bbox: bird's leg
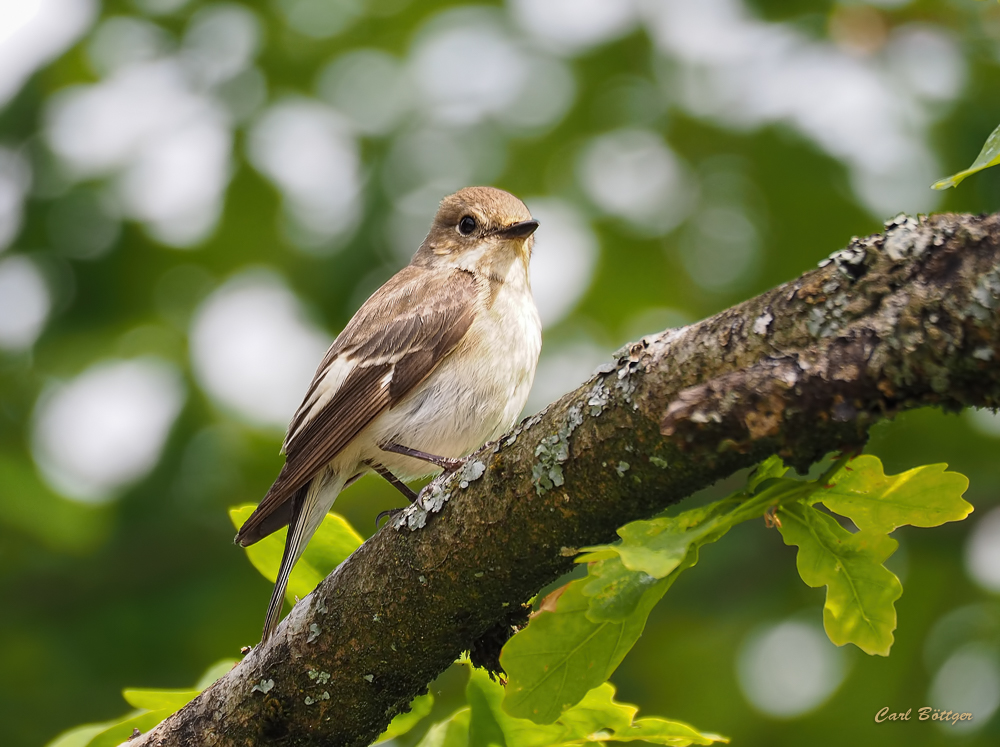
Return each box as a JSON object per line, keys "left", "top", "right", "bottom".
{"left": 367, "top": 460, "right": 420, "bottom": 503}
{"left": 367, "top": 460, "right": 422, "bottom": 528}
{"left": 379, "top": 441, "right": 465, "bottom": 473}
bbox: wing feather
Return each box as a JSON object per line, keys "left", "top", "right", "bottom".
{"left": 236, "top": 266, "right": 479, "bottom": 546}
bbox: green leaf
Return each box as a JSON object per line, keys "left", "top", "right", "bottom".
{"left": 467, "top": 665, "right": 564, "bottom": 747}
{"left": 612, "top": 718, "right": 728, "bottom": 746}
{"left": 229, "top": 505, "right": 363, "bottom": 603}
{"left": 580, "top": 503, "right": 731, "bottom": 583}
{"left": 606, "top": 517, "right": 702, "bottom": 579}
{"left": 933, "top": 121, "right": 1000, "bottom": 189}
{"left": 376, "top": 693, "right": 435, "bottom": 743}
{"left": 46, "top": 658, "right": 242, "bottom": 747}
{"left": 295, "top": 511, "right": 366, "bottom": 575}
{"left": 500, "top": 579, "right": 667, "bottom": 724}
{"left": 194, "top": 658, "right": 238, "bottom": 689}
{"left": 468, "top": 668, "right": 514, "bottom": 747}
{"left": 45, "top": 723, "right": 115, "bottom": 747}
{"left": 582, "top": 472, "right": 807, "bottom": 587}
{"left": 580, "top": 489, "right": 792, "bottom": 624}
{"left": 581, "top": 558, "right": 662, "bottom": 621}
{"left": 121, "top": 688, "right": 199, "bottom": 711}
{"left": 84, "top": 710, "right": 173, "bottom": 747}
{"left": 469, "top": 670, "right": 725, "bottom": 747}
{"left": 555, "top": 683, "right": 637, "bottom": 740}
{"left": 818, "top": 456, "right": 972, "bottom": 534}
{"left": 778, "top": 503, "right": 902, "bottom": 655}
{"left": 747, "top": 455, "right": 790, "bottom": 493}
{"left": 415, "top": 709, "right": 471, "bottom": 747}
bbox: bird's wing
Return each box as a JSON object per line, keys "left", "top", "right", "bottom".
{"left": 235, "top": 265, "right": 479, "bottom": 546}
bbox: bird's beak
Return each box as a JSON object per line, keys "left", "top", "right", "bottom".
{"left": 497, "top": 219, "right": 539, "bottom": 240}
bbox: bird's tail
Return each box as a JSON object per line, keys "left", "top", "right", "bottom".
{"left": 260, "top": 471, "right": 346, "bottom": 643}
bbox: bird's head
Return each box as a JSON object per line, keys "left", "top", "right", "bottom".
{"left": 413, "top": 187, "right": 539, "bottom": 278}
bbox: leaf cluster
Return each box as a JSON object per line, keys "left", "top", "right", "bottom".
{"left": 499, "top": 455, "right": 971, "bottom": 724}
{"left": 413, "top": 665, "right": 725, "bottom": 747}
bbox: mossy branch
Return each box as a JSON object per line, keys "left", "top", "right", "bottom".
{"left": 133, "top": 212, "right": 1000, "bottom": 747}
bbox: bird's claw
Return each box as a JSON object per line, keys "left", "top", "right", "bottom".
{"left": 375, "top": 507, "right": 405, "bottom": 528}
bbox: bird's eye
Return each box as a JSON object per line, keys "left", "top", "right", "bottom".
{"left": 458, "top": 215, "right": 477, "bottom": 235}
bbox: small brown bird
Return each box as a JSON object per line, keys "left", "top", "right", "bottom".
{"left": 236, "top": 186, "right": 542, "bottom": 642}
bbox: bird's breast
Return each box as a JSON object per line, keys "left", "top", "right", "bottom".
{"left": 369, "top": 280, "right": 541, "bottom": 477}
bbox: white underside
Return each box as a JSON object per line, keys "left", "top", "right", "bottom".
{"left": 293, "top": 256, "right": 541, "bottom": 565}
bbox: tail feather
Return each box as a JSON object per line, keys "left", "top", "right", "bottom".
{"left": 261, "top": 499, "right": 300, "bottom": 642}
{"left": 259, "top": 471, "right": 346, "bottom": 643}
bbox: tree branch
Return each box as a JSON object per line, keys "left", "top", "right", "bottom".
{"left": 134, "top": 212, "right": 1000, "bottom": 746}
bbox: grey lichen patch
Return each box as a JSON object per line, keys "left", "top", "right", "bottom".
{"left": 304, "top": 691, "right": 330, "bottom": 706}
{"left": 883, "top": 214, "right": 931, "bottom": 262}
{"left": 403, "top": 455, "right": 489, "bottom": 507}
{"left": 391, "top": 504, "right": 427, "bottom": 531}
{"left": 307, "top": 623, "right": 322, "bottom": 643}
{"left": 592, "top": 361, "right": 617, "bottom": 376}
{"left": 392, "top": 479, "right": 452, "bottom": 531}
{"left": 251, "top": 679, "right": 274, "bottom": 695}
{"left": 883, "top": 212, "right": 915, "bottom": 231}
{"left": 649, "top": 456, "right": 669, "bottom": 469}
{"left": 615, "top": 359, "right": 640, "bottom": 404}
{"left": 457, "top": 460, "right": 486, "bottom": 489}
{"left": 610, "top": 340, "right": 648, "bottom": 405}
{"left": 615, "top": 461, "right": 630, "bottom": 477}
{"left": 752, "top": 311, "right": 773, "bottom": 336}
{"left": 307, "top": 670, "right": 331, "bottom": 685}
{"left": 586, "top": 379, "right": 611, "bottom": 417}
{"left": 824, "top": 239, "right": 869, "bottom": 280}
{"left": 806, "top": 300, "right": 850, "bottom": 340}
{"left": 532, "top": 437, "right": 567, "bottom": 493}
{"left": 421, "top": 481, "right": 451, "bottom": 513}
{"left": 805, "top": 308, "right": 824, "bottom": 338}
{"left": 688, "top": 409, "right": 722, "bottom": 425}
{"left": 967, "top": 266, "right": 1000, "bottom": 321}
{"left": 974, "top": 346, "right": 995, "bottom": 361}
{"left": 532, "top": 404, "right": 584, "bottom": 494}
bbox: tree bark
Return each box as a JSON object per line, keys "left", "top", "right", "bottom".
{"left": 132, "top": 212, "right": 1000, "bottom": 746}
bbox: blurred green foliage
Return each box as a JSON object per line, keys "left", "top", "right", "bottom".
{"left": 3, "top": 1, "right": 1000, "bottom": 746}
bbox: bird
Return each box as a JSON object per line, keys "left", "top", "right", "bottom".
{"left": 235, "top": 186, "right": 542, "bottom": 643}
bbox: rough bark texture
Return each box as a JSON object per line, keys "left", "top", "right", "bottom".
{"left": 133, "top": 212, "right": 1000, "bottom": 747}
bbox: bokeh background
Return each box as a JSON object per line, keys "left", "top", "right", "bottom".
{"left": 2, "top": 0, "right": 1000, "bottom": 744}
